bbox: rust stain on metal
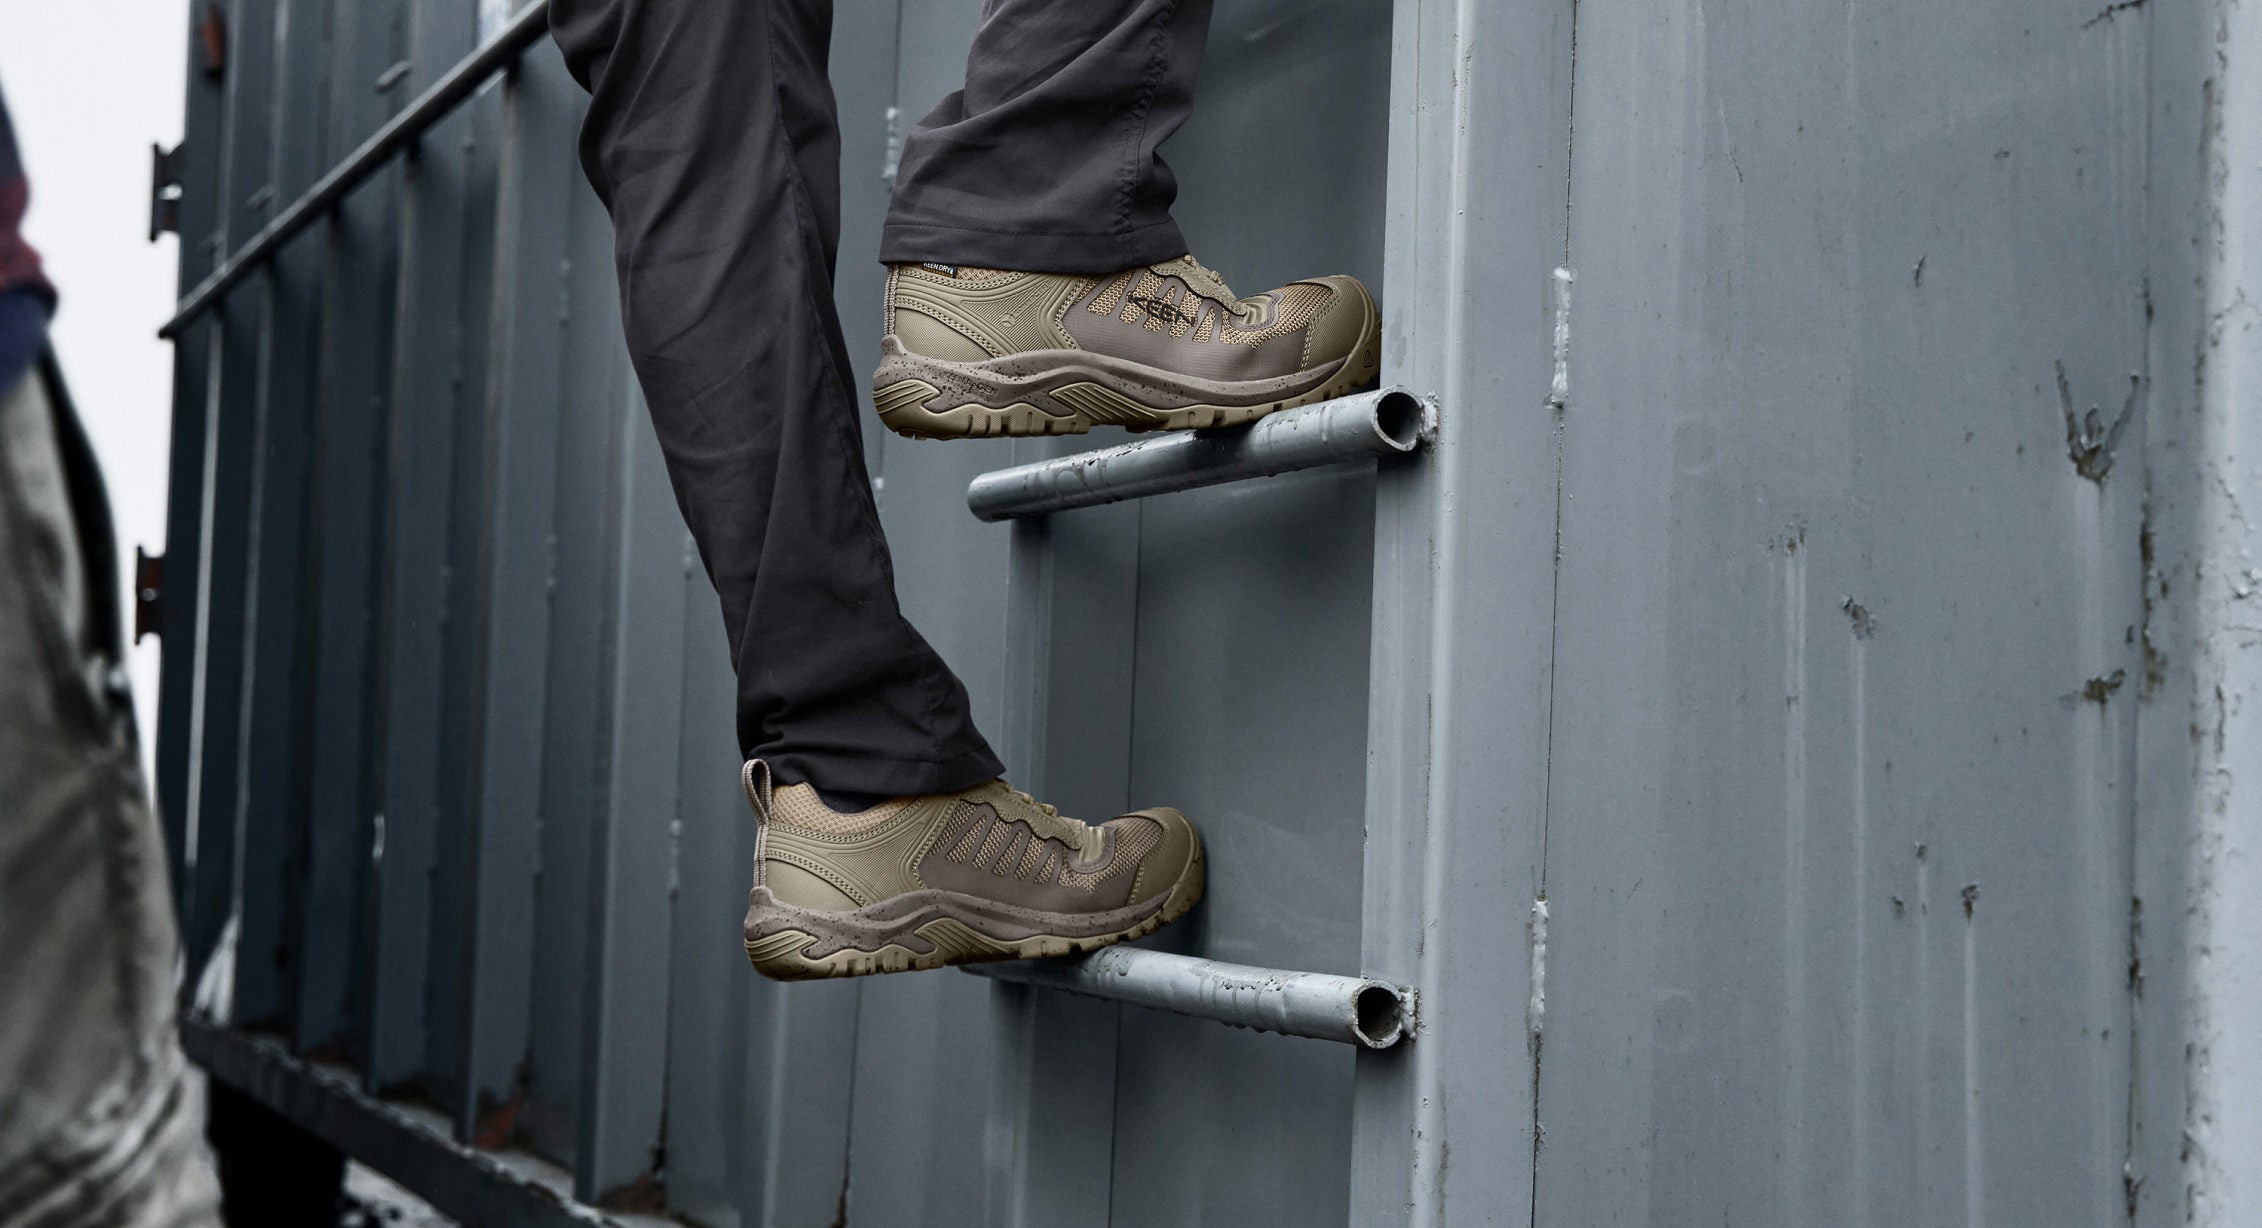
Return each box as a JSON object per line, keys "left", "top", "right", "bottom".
{"left": 2057, "top": 361, "right": 2139, "bottom": 484}
{"left": 596, "top": 1174, "right": 668, "bottom": 1214}
{"left": 2128, "top": 896, "right": 2146, "bottom": 998}
{"left": 2081, "top": 0, "right": 2147, "bottom": 29}
{"left": 197, "top": 3, "right": 227, "bottom": 77}
{"left": 472, "top": 1089, "right": 526, "bottom": 1150}
{"left": 1841, "top": 596, "right": 1878, "bottom": 639}
{"left": 2141, "top": 510, "right": 2168, "bottom": 698}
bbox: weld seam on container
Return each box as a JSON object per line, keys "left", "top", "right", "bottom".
{"left": 965, "top": 386, "right": 1429, "bottom": 521}
{"left": 966, "top": 946, "right": 1415, "bottom": 1049}
{"left": 161, "top": 0, "right": 554, "bottom": 338}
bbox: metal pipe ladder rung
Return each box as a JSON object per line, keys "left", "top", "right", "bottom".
{"left": 965, "top": 386, "right": 1431, "bottom": 521}
{"left": 967, "top": 945, "right": 1415, "bottom": 1049}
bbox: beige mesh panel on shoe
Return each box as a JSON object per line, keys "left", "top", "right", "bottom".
{"left": 1191, "top": 307, "right": 1217, "bottom": 343}
{"left": 1014, "top": 834, "right": 1051, "bottom": 880}
{"left": 941, "top": 804, "right": 991, "bottom": 862}
{"left": 1221, "top": 283, "right": 1334, "bottom": 348}
{"left": 1058, "top": 818, "right": 1163, "bottom": 891}
{"left": 922, "top": 793, "right": 1140, "bottom": 889}
{"left": 769, "top": 783, "right": 913, "bottom": 834}
{"left": 1116, "top": 272, "right": 1170, "bottom": 328}
{"left": 1087, "top": 272, "right": 1135, "bottom": 317}
{"left": 991, "top": 829, "right": 1029, "bottom": 876}
{"left": 972, "top": 821, "right": 1015, "bottom": 871}
{"left": 1167, "top": 290, "right": 1199, "bottom": 338}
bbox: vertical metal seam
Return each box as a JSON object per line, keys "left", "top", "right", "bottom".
{"left": 2123, "top": 2, "right": 2160, "bottom": 1218}
{"left": 1530, "top": 0, "right": 1579, "bottom": 1219}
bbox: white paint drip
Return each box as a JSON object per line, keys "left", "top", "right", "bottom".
{"left": 882, "top": 105, "right": 905, "bottom": 184}
{"left": 1528, "top": 896, "right": 1550, "bottom": 1049}
{"left": 1549, "top": 267, "right": 1576, "bottom": 409}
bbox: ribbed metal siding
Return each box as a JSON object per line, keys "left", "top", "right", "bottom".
{"left": 152, "top": 0, "right": 2260, "bottom": 1225}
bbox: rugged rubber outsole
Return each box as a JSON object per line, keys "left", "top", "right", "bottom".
{"left": 742, "top": 841, "right": 1206, "bottom": 981}
{"left": 871, "top": 283, "right": 1383, "bottom": 440}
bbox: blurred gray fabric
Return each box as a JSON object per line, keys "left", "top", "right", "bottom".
{"left": 0, "top": 365, "right": 219, "bottom": 1228}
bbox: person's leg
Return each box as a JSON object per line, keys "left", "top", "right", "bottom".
{"left": 881, "top": 0, "right": 1214, "bottom": 275}
{"left": 550, "top": 0, "right": 1003, "bottom": 796}
{"left": 553, "top": 0, "right": 1208, "bottom": 982}
{"left": 867, "top": 0, "right": 1382, "bottom": 441}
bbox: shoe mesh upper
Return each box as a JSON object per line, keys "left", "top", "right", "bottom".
{"left": 1059, "top": 819, "right": 1161, "bottom": 891}
{"left": 769, "top": 783, "right": 912, "bottom": 834}
{"left": 1087, "top": 271, "right": 1135, "bottom": 316}
{"left": 921, "top": 802, "right": 1161, "bottom": 894}
{"left": 1220, "top": 283, "right": 1333, "bottom": 347}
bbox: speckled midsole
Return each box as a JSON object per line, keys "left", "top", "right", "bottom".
{"left": 872, "top": 334, "right": 1351, "bottom": 418}
{"left": 744, "top": 883, "right": 1173, "bottom": 961}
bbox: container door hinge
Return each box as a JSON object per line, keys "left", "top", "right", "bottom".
{"left": 149, "top": 143, "right": 186, "bottom": 242}
{"left": 134, "top": 546, "right": 163, "bottom": 642}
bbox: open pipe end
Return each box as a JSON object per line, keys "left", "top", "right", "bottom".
{"left": 1371, "top": 390, "right": 1427, "bottom": 453}
{"left": 1351, "top": 982, "right": 1411, "bottom": 1048}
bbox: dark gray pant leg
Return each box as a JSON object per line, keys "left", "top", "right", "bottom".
{"left": 880, "top": 0, "right": 1215, "bottom": 274}
{"left": 550, "top": 0, "right": 1005, "bottom": 795}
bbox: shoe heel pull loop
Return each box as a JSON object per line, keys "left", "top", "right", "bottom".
{"left": 743, "top": 759, "right": 774, "bottom": 887}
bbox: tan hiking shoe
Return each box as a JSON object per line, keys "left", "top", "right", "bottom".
{"left": 739, "top": 763, "right": 1205, "bottom": 980}
{"left": 872, "top": 255, "right": 1381, "bottom": 439}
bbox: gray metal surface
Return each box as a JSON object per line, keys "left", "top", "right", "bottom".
{"left": 459, "top": 39, "right": 575, "bottom": 1150}
{"left": 966, "top": 387, "right": 1425, "bottom": 521}
{"left": 1352, "top": 0, "right": 1568, "bottom": 1221}
{"left": 1095, "top": 7, "right": 1393, "bottom": 1224}
{"left": 160, "top": 0, "right": 553, "bottom": 336}
{"left": 179, "top": 0, "right": 278, "bottom": 999}
{"left": 150, "top": 0, "right": 2262, "bottom": 1224}
{"left": 2151, "top": 2, "right": 2262, "bottom": 1221}
{"left": 366, "top": 0, "right": 483, "bottom": 1094}
{"left": 424, "top": 45, "right": 509, "bottom": 1129}
{"left": 1542, "top": 0, "right": 2138, "bottom": 1216}
{"left": 969, "top": 948, "right": 1411, "bottom": 1048}
{"left": 520, "top": 70, "right": 615, "bottom": 1174}
{"left": 297, "top": 0, "right": 409, "bottom": 1064}
{"left": 229, "top": 0, "right": 339, "bottom": 1038}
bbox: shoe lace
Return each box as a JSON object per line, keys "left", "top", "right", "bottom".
{"left": 1170, "top": 255, "right": 1262, "bottom": 324}
{"left": 1006, "top": 786, "right": 1097, "bottom": 850}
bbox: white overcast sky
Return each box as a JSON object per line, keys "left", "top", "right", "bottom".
{"left": 1, "top": 0, "right": 191, "bottom": 766}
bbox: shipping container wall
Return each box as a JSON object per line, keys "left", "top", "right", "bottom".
{"left": 151, "top": 0, "right": 2261, "bottom": 1224}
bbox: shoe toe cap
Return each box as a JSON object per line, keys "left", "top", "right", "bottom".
{"left": 1298, "top": 275, "right": 1377, "bottom": 366}
{"left": 1122, "top": 807, "right": 1202, "bottom": 906}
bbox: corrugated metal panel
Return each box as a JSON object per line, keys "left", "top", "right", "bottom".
{"left": 148, "top": 0, "right": 2262, "bottom": 1224}
{"left": 1539, "top": 0, "right": 2148, "bottom": 1220}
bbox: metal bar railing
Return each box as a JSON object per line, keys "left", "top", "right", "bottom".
{"left": 965, "top": 387, "right": 1429, "bottom": 521}
{"left": 182, "top": 1017, "right": 640, "bottom": 1228}
{"left": 159, "top": 0, "right": 553, "bottom": 339}
{"left": 967, "top": 946, "right": 1416, "bottom": 1049}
